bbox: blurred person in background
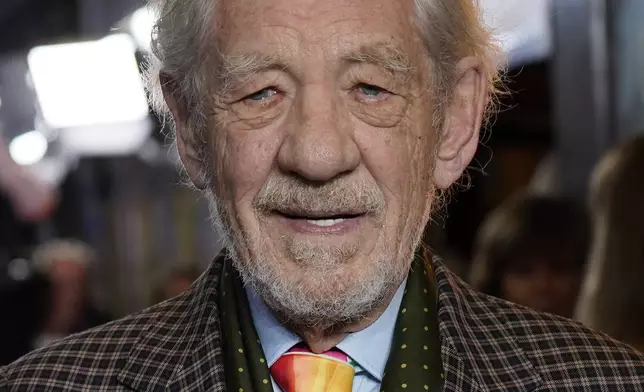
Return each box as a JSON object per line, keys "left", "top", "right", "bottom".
{"left": 576, "top": 135, "right": 644, "bottom": 351}
{"left": 31, "top": 239, "right": 112, "bottom": 348}
{"left": 4, "top": 0, "right": 644, "bottom": 390}
{"left": 470, "top": 192, "right": 589, "bottom": 318}
{"left": 0, "top": 134, "right": 57, "bottom": 223}
{"left": 528, "top": 152, "right": 562, "bottom": 196}
{"left": 153, "top": 265, "right": 201, "bottom": 303}
{"left": 0, "top": 259, "right": 50, "bottom": 365}
{"left": 0, "top": 135, "right": 58, "bottom": 364}
{"left": 0, "top": 132, "right": 58, "bottom": 273}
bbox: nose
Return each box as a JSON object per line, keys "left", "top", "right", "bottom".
{"left": 277, "top": 85, "right": 360, "bottom": 182}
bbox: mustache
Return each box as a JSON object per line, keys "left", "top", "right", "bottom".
{"left": 253, "top": 175, "right": 386, "bottom": 216}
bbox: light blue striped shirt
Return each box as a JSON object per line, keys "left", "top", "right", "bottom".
{"left": 246, "top": 281, "right": 406, "bottom": 392}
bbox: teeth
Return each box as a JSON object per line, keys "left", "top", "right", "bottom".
{"left": 305, "top": 218, "right": 346, "bottom": 227}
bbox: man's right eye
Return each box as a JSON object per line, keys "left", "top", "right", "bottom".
{"left": 244, "top": 87, "right": 278, "bottom": 102}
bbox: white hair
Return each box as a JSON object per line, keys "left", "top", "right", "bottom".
{"left": 144, "top": 0, "right": 216, "bottom": 156}
{"left": 143, "top": 0, "right": 501, "bottom": 146}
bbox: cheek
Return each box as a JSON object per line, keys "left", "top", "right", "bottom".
{"left": 355, "top": 121, "right": 434, "bottom": 211}
{"left": 217, "top": 130, "right": 283, "bottom": 208}
{"left": 355, "top": 120, "right": 418, "bottom": 184}
{"left": 356, "top": 132, "right": 408, "bottom": 215}
{"left": 359, "top": 135, "right": 405, "bottom": 183}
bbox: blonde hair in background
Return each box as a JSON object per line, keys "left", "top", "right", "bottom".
{"left": 575, "top": 135, "right": 644, "bottom": 347}
{"left": 32, "top": 239, "right": 96, "bottom": 271}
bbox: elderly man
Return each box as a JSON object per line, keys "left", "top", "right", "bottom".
{"left": 2, "top": 0, "right": 644, "bottom": 390}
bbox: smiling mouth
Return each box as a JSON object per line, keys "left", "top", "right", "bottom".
{"left": 303, "top": 218, "right": 351, "bottom": 227}
{"left": 282, "top": 213, "right": 362, "bottom": 225}
{"left": 274, "top": 210, "right": 366, "bottom": 231}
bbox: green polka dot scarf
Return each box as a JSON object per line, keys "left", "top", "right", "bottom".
{"left": 218, "top": 247, "right": 444, "bottom": 391}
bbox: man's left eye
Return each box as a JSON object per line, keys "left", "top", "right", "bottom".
{"left": 244, "top": 87, "right": 278, "bottom": 102}
{"left": 356, "top": 83, "right": 390, "bottom": 99}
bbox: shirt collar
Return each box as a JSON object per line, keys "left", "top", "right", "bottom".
{"left": 245, "top": 286, "right": 300, "bottom": 367}
{"left": 246, "top": 280, "right": 407, "bottom": 382}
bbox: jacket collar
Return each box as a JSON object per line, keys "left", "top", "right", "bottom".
{"left": 117, "top": 257, "right": 226, "bottom": 392}
{"left": 432, "top": 256, "right": 543, "bottom": 392}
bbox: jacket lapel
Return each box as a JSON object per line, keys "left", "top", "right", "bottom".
{"left": 115, "top": 250, "right": 543, "bottom": 392}
{"left": 432, "top": 256, "right": 543, "bottom": 392}
{"left": 117, "top": 258, "right": 226, "bottom": 392}
{"left": 441, "top": 344, "right": 482, "bottom": 392}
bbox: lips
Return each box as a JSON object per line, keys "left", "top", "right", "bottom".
{"left": 273, "top": 210, "right": 366, "bottom": 233}
{"left": 304, "top": 218, "right": 349, "bottom": 227}
{"left": 276, "top": 208, "right": 365, "bottom": 219}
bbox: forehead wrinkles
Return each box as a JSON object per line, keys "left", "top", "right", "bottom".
{"left": 213, "top": 0, "right": 419, "bottom": 48}
{"left": 213, "top": 34, "right": 425, "bottom": 90}
{"left": 217, "top": 0, "right": 410, "bottom": 23}
{"left": 210, "top": 0, "right": 427, "bottom": 90}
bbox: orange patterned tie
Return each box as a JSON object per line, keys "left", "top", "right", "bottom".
{"left": 270, "top": 345, "right": 355, "bottom": 392}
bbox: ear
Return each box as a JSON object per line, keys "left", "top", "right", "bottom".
{"left": 433, "top": 57, "right": 487, "bottom": 190}
{"left": 161, "top": 73, "right": 207, "bottom": 189}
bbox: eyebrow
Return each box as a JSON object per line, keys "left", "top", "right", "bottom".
{"left": 215, "top": 42, "right": 414, "bottom": 93}
{"left": 342, "top": 43, "right": 414, "bottom": 80}
{"left": 216, "top": 52, "right": 285, "bottom": 94}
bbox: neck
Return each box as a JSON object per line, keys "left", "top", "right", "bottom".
{"left": 281, "top": 288, "right": 399, "bottom": 354}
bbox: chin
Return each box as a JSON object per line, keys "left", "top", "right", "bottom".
{"left": 234, "top": 227, "right": 410, "bottom": 329}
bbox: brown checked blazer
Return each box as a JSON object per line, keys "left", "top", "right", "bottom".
{"left": 2, "top": 254, "right": 644, "bottom": 391}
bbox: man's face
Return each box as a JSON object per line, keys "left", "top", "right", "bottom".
{"left": 171, "top": 0, "right": 484, "bottom": 328}
{"left": 210, "top": 0, "right": 438, "bottom": 327}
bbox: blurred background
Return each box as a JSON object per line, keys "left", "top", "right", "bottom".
{"left": 1, "top": 0, "right": 643, "bottom": 363}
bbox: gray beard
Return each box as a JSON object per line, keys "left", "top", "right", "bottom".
{"left": 231, "top": 234, "right": 410, "bottom": 332}
{"left": 204, "top": 183, "right": 429, "bottom": 332}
